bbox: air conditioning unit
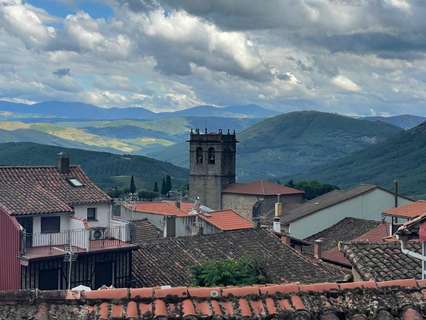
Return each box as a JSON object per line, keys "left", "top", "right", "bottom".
{"left": 90, "top": 227, "right": 106, "bottom": 241}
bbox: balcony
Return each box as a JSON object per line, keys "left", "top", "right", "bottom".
{"left": 20, "top": 222, "right": 136, "bottom": 261}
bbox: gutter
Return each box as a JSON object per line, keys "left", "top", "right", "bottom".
{"left": 396, "top": 235, "right": 426, "bottom": 262}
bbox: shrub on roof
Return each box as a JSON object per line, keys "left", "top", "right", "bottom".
{"left": 191, "top": 257, "right": 269, "bottom": 287}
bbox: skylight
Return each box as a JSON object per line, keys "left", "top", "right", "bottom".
{"left": 68, "top": 178, "right": 83, "bottom": 187}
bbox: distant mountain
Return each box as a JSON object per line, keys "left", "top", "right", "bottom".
{"left": 0, "top": 101, "right": 156, "bottom": 120}
{"left": 364, "top": 115, "right": 426, "bottom": 129}
{"left": 159, "top": 104, "right": 279, "bottom": 119}
{"left": 152, "top": 111, "right": 403, "bottom": 179}
{"left": 287, "top": 121, "right": 426, "bottom": 198}
{"left": 0, "top": 142, "right": 188, "bottom": 191}
{"left": 0, "top": 101, "right": 277, "bottom": 121}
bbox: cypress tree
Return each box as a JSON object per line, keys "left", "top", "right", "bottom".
{"left": 129, "top": 175, "right": 136, "bottom": 194}
{"left": 165, "top": 175, "right": 172, "bottom": 193}
{"left": 153, "top": 181, "right": 159, "bottom": 193}
{"left": 161, "top": 177, "right": 167, "bottom": 195}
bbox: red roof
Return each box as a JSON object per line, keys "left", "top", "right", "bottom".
{"left": 322, "top": 223, "right": 389, "bottom": 267}
{"left": 199, "top": 209, "right": 253, "bottom": 231}
{"left": 222, "top": 180, "right": 304, "bottom": 196}
{"left": 132, "top": 201, "right": 195, "bottom": 217}
{"left": 131, "top": 202, "right": 253, "bottom": 231}
{"left": 383, "top": 200, "right": 426, "bottom": 219}
{"left": 0, "top": 166, "right": 111, "bottom": 216}
{"left": 4, "top": 279, "right": 425, "bottom": 319}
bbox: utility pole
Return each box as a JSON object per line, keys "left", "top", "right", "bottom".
{"left": 53, "top": 245, "right": 77, "bottom": 290}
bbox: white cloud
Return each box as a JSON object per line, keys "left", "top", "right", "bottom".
{"left": 332, "top": 75, "right": 361, "bottom": 93}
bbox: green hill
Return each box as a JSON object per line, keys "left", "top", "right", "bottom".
{"left": 0, "top": 142, "right": 188, "bottom": 192}
{"left": 288, "top": 121, "right": 426, "bottom": 197}
{"left": 152, "top": 111, "right": 402, "bottom": 179}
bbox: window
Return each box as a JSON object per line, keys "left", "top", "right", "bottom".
{"left": 87, "top": 207, "right": 97, "bottom": 221}
{"left": 208, "top": 147, "right": 215, "bottom": 164}
{"left": 41, "top": 216, "right": 60, "bottom": 234}
{"left": 196, "top": 147, "right": 203, "bottom": 164}
{"left": 68, "top": 178, "right": 83, "bottom": 187}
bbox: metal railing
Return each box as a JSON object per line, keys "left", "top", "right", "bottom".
{"left": 21, "top": 224, "right": 134, "bottom": 256}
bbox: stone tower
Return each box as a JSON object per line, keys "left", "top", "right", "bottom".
{"left": 188, "top": 129, "right": 237, "bottom": 210}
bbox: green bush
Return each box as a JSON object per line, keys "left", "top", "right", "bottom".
{"left": 192, "top": 257, "right": 269, "bottom": 287}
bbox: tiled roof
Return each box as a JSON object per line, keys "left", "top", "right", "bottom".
{"left": 0, "top": 166, "right": 110, "bottom": 215}
{"left": 1, "top": 279, "right": 426, "bottom": 319}
{"left": 133, "top": 228, "right": 347, "bottom": 287}
{"left": 131, "top": 201, "right": 195, "bottom": 217}
{"left": 222, "top": 180, "right": 304, "bottom": 196}
{"left": 396, "top": 213, "right": 426, "bottom": 239}
{"left": 198, "top": 209, "right": 253, "bottom": 230}
{"left": 304, "top": 218, "right": 386, "bottom": 267}
{"left": 282, "top": 184, "right": 379, "bottom": 224}
{"left": 340, "top": 241, "right": 421, "bottom": 281}
{"left": 130, "top": 202, "right": 253, "bottom": 231}
{"left": 384, "top": 200, "right": 426, "bottom": 219}
{"left": 132, "top": 219, "right": 161, "bottom": 243}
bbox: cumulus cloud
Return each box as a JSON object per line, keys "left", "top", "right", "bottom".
{"left": 0, "top": 0, "right": 426, "bottom": 115}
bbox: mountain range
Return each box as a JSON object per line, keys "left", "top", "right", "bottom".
{"left": 0, "top": 142, "right": 188, "bottom": 191}
{"left": 151, "top": 111, "right": 403, "bottom": 179}
{"left": 0, "top": 101, "right": 277, "bottom": 120}
{"left": 288, "top": 120, "right": 426, "bottom": 198}
{"left": 364, "top": 114, "right": 426, "bottom": 130}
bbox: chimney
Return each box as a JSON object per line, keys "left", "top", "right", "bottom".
{"left": 273, "top": 195, "right": 283, "bottom": 234}
{"left": 57, "top": 152, "right": 70, "bottom": 173}
{"left": 314, "top": 239, "right": 323, "bottom": 259}
{"left": 176, "top": 200, "right": 181, "bottom": 209}
{"left": 394, "top": 180, "right": 399, "bottom": 208}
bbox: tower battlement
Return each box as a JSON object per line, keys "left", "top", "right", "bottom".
{"left": 188, "top": 128, "right": 237, "bottom": 210}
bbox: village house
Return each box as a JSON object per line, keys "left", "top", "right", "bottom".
{"left": 120, "top": 200, "right": 253, "bottom": 237}
{"left": 187, "top": 129, "right": 304, "bottom": 221}
{"left": 383, "top": 200, "right": 426, "bottom": 234}
{"left": 280, "top": 184, "right": 412, "bottom": 239}
{"left": 0, "top": 153, "right": 136, "bottom": 291}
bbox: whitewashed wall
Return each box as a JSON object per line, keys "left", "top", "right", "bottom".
{"left": 74, "top": 203, "right": 111, "bottom": 228}
{"left": 288, "top": 190, "right": 412, "bottom": 239}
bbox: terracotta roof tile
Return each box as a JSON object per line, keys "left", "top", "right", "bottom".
{"left": 384, "top": 201, "right": 426, "bottom": 219}
{"left": 341, "top": 241, "right": 421, "bottom": 281}
{"left": 0, "top": 166, "right": 110, "bottom": 216}
{"left": 3, "top": 280, "right": 425, "bottom": 319}
{"left": 222, "top": 180, "right": 304, "bottom": 196}
{"left": 198, "top": 209, "right": 253, "bottom": 230}
{"left": 133, "top": 228, "right": 346, "bottom": 287}
{"left": 304, "top": 218, "right": 385, "bottom": 267}
{"left": 131, "top": 201, "right": 194, "bottom": 217}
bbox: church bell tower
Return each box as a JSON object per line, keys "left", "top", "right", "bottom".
{"left": 188, "top": 129, "right": 237, "bottom": 210}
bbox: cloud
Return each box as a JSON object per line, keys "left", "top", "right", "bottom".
{"left": 0, "top": 0, "right": 426, "bottom": 115}
{"left": 332, "top": 75, "right": 361, "bottom": 93}
{"left": 53, "top": 68, "right": 71, "bottom": 77}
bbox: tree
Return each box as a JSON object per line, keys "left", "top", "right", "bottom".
{"left": 138, "top": 190, "right": 158, "bottom": 201}
{"left": 286, "top": 180, "right": 339, "bottom": 200}
{"left": 129, "top": 175, "right": 137, "bottom": 194}
{"left": 161, "top": 177, "right": 167, "bottom": 195}
{"left": 165, "top": 175, "right": 172, "bottom": 194}
{"left": 153, "top": 181, "right": 159, "bottom": 193}
{"left": 192, "top": 257, "right": 269, "bottom": 287}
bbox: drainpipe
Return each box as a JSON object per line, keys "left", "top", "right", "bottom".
{"left": 396, "top": 235, "right": 426, "bottom": 280}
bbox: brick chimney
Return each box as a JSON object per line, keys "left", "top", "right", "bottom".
{"left": 314, "top": 239, "right": 323, "bottom": 259}
{"left": 57, "top": 152, "right": 70, "bottom": 173}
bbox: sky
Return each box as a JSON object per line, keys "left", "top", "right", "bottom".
{"left": 0, "top": 0, "right": 426, "bottom": 115}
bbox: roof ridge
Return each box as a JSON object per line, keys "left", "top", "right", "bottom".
{"left": 0, "top": 278, "right": 422, "bottom": 302}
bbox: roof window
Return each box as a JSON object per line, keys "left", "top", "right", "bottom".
{"left": 68, "top": 178, "right": 83, "bottom": 187}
